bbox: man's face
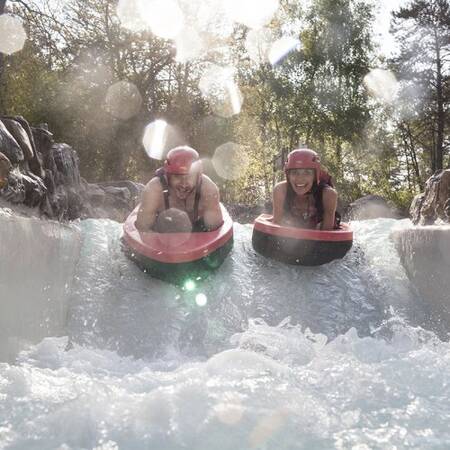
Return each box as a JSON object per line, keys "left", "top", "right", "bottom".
{"left": 168, "top": 172, "right": 198, "bottom": 200}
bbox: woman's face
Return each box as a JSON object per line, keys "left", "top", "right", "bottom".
{"left": 288, "top": 168, "right": 315, "bottom": 195}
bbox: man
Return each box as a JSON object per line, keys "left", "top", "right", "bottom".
{"left": 136, "top": 146, "right": 223, "bottom": 233}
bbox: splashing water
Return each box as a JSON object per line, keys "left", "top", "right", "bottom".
{"left": 1, "top": 215, "right": 450, "bottom": 449}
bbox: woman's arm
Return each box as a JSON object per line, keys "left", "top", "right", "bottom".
{"left": 272, "top": 182, "right": 287, "bottom": 224}
{"left": 321, "top": 187, "right": 338, "bottom": 230}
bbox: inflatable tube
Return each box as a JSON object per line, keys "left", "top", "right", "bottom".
{"left": 122, "top": 204, "right": 233, "bottom": 285}
{"left": 252, "top": 214, "right": 353, "bottom": 266}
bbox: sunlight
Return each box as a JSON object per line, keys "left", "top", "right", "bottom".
{"left": 224, "top": 0, "right": 279, "bottom": 29}
{"left": 199, "top": 66, "right": 243, "bottom": 118}
{"left": 174, "top": 27, "right": 205, "bottom": 63}
{"left": 245, "top": 28, "right": 274, "bottom": 65}
{"left": 140, "top": 0, "right": 184, "bottom": 40}
{"left": 363, "top": 69, "right": 399, "bottom": 104}
{"left": 116, "top": 0, "right": 147, "bottom": 32}
{"left": 0, "top": 15, "right": 26, "bottom": 55}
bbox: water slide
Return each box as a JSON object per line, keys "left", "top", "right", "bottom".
{"left": 1, "top": 213, "right": 449, "bottom": 449}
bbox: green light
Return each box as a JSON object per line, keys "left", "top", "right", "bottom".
{"left": 184, "top": 279, "right": 196, "bottom": 291}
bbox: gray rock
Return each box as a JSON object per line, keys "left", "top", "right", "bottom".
{"left": 1, "top": 170, "right": 26, "bottom": 203}
{"left": 0, "top": 152, "right": 12, "bottom": 185}
{"left": 410, "top": 169, "right": 450, "bottom": 225}
{"left": 1, "top": 118, "right": 34, "bottom": 160}
{"left": 0, "top": 120, "right": 24, "bottom": 164}
{"left": 392, "top": 226, "right": 450, "bottom": 336}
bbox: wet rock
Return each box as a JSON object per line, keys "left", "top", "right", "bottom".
{"left": 0, "top": 119, "right": 24, "bottom": 164}
{"left": 1, "top": 117, "right": 34, "bottom": 160}
{"left": 80, "top": 180, "right": 144, "bottom": 222}
{"left": 410, "top": 169, "right": 450, "bottom": 225}
{"left": 0, "top": 116, "right": 142, "bottom": 222}
{"left": 346, "top": 195, "right": 402, "bottom": 220}
{"left": 22, "top": 172, "right": 47, "bottom": 207}
{"left": 52, "top": 143, "right": 81, "bottom": 187}
{"left": 1, "top": 170, "right": 26, "bottom": 203}
{"left": 0, "top": 152, "right": 12, "bottom": 186}
{"left": 392, "top": 226, "right": 450, "bottom": 336}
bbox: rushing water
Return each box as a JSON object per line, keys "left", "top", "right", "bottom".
{"left": 1, "top": 216, "right": 449, "bottom": 449}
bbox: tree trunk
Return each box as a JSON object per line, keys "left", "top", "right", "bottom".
{"left": 434, "top": 29, "right": 444, "bottom": 171}
{"left": 0, "top": 0, "right": 6, "bottom": 114}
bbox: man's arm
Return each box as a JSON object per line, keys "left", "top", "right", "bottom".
{"left": 321, "top": 187, "right": 338, "bottom": 230}
{"left": 135, "top": 179, "right": 161, "bottom": 231}
{"left": 202, "top": 179, "right": 223, "bottom": 230}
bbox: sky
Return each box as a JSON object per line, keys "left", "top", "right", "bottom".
{"left": 373, "top": 0, "right": 409, "bottom": 56}
{"left": 27, "top": 0, "right": 411, "bottom": 57}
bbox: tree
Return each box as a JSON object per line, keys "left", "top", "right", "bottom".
{"left": 392, "top": 0, "right": 450, "bottom": 171}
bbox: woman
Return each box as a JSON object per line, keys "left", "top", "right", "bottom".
{"left": 272, "top": 148, "right": 339, "bottom": 230}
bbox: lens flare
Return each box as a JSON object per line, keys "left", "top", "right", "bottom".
{"left": 212, "top": 142, "right": 249, "bottom": 180}
{"left": 117, "top": 0, "right": 148, "bottom": 32}
{"left": 195, "top": 293, "right": 207, "bottom": 307}
{"left": 184, "top": 279, "right": 196, "bottom": 291}
{"left": 142, "top": 120, "right": 169, "bottom": 160}
{"left": 269, "top": 36, "right": 301, "bottom": 66}
{"left": 0, "top": 15, "right": 26, "bottom": 55}
{"left": 105, "top": 81, "right": 142, "bottom": 120}
{"left": 224, "top": 0, "right": 279, "bottom": 29}
{"left": 363, "top": 69, "right": 399, "bottom": 104}
{"left": 141, "top": 0, "right": 184, "bottom": 39}
{"left": 199, "top": 66, "right": 243, "bottom": 118}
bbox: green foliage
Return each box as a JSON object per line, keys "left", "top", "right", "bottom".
{"left": 3, "top": 0, "right": 446, "bottom": 214}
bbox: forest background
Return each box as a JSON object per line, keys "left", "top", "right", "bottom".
{"left": 0, "top": 0, "right": 449, "bottom": 212}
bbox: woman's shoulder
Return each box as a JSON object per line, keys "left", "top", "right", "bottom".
{"left": 273, "top": 180, "right": 288, "bottom": 194}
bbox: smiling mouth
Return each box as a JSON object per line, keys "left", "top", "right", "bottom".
{"left": 295, "top": 184, "right": 307, "bottom": 188}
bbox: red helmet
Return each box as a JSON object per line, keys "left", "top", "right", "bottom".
{"left": 284, "top": 148, "right": 321, "bottom": 184}
{"left": 164, "top": 146, "right": 201, "bottom": 175}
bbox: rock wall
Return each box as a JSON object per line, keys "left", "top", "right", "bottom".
{"left": 410, "top": 169, "right": 450, "bottom": 225}
{"left": 392, "top": 226, "right": 450, "bottom": 337}
{"left": 0, "top": 116, "right": 143, "bottom": 222}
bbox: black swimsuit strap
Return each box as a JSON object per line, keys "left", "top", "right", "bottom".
{"left": 157, "top": 171, "right": 170, "bottom": 210}
{"left": 193, "top": 176, "right": 202, "bottom": 222}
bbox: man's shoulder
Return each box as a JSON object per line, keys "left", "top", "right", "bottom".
{"left": 145, "top": 176, "right": 163, "bottom": 190}
{"left": 142, "top": 176, "right": 163, "bottom": 199}
{"left": 200, "top": 174, "right": 219, "bottom": 193}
